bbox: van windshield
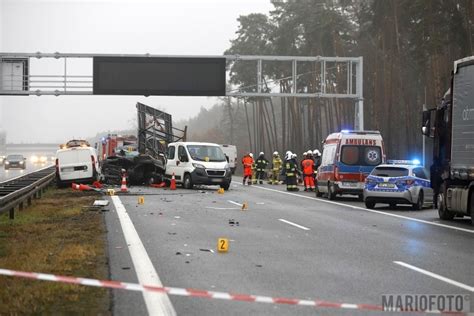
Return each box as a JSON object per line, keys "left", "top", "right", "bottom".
{"left": 187, "top": 145, "right": 226, "bottom": 162}
{"left": 340, "top": 145, "right": 382, "bottom": 166}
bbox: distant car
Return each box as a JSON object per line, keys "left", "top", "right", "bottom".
{"left": 363, "top": 160, "right": 433, "bottom": 210}
{"left": 30, "top": 155, "right": 48, "bottom": 164}
{"left": 4, "top": 154, "right": 26, "bottom": 170}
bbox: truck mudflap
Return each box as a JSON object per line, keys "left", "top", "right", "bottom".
{"left": 102, "top": 155, "right": 165, "bottom": 185}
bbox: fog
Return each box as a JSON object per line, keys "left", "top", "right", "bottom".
{"left": 0, "top": 0, "right": 272, "bottom": 143}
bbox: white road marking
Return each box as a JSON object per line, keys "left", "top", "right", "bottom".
{"left": 394, "top": 261, "right": 474, "bottom": 292}
{"left": 278, "top": 219, "right": 310, "bottom": 231}
{"left": 111, "top": 196, "right": 176, "bottom": 316}
{"left": 227, "top": 200, "right": 243, "bottom": 207}
{"left": 205, "top": 207, "right": 240, "bottom": 210}
{"left": 234, "top": 182, "right": 474, "bottom": 234}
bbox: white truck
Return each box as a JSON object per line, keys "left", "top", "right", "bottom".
{"left": 219, "top": 144, "right": 237, "bottom": 174}
{"left": 165, "top": 142, "right": 232, "bottom": 190}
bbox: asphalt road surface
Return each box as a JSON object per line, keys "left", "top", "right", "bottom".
{"left": 104, "top": 177, "right": 473, "bottom": 315}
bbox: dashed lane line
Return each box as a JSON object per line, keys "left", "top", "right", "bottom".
{"left": 394, "top": 261, "right": 474, "bottom": 292}
{"left": 233, "top": 182, "right": 474, "bottom": 234}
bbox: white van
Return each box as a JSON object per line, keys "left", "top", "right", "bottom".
{"left": 316, "top": 130, "right": 386, "bottom": 199}
{"left": 166, "top": 142, "right": 232, "bottom": 190}
{"left": 56, "top": 145, "right": 100, "bottom": 187}
{"left": 219, "top": 144, "right": 237, "bottom": 174}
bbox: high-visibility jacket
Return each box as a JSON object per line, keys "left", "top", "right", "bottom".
{"left": 256, "top": 157, "right": 268, "bottom": 171}
{"left": 301, "top": 158, "right": 315, "bottom": 176}
{"left": 242, "top": 155, "right": 254, "bottom": 176}
{"left": 272, "top": 157, "right": 282, "bottom": 171}
{"left": 285, "top": 160, "right": 296, "bottom": 177}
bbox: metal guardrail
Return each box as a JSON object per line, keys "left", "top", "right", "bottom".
{"left": 0, "top": 166, "right": 56, "bottom": 219}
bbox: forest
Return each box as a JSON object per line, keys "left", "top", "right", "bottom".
{"left": 177, "top": 0, "right": 474, "bottom": 162}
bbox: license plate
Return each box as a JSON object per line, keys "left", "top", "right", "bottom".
{"left": 378, "top": 182, "right": 395, "bottom": 188}
{"left": 61, "top": 167, "right": 74, "bottom": 172}
{"left": 342, "top": 182, "right": 357, "bottom": 187}
{"left": 211, "top": 178, "right": 221, "bottom": 183}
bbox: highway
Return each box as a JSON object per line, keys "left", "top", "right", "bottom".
{"left": 104, "top": 177, "right": 474, "bottom": 315}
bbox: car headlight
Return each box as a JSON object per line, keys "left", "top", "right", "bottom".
{"left": 20, "top": 161, "right": 24, "bottom": 164}
{"left": 192, "top": 163, "right": 206, "bottom": 169}
{"left": 31, "top": 155, "right": 38, "bottom": 163}
{"left": 5, "top": 161, "right": 9, "bottom": 165}
{"left": 40, "top": 156, "right": 47, "bottom": 163}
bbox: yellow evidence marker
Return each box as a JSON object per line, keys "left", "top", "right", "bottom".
{"left": 217, "top": 188, "right": 225, "bottom": 194}
{"left": 107, "top": 189, "right": 115, "bottom": 196}
{"left": 241, "top": 202, "right": 248, "bottom": 211}
{"left": 217, "top": 238, "right": 229, "bottom": 253}
{"left": 138, "top": 196, "right": 145, "bottom": 204}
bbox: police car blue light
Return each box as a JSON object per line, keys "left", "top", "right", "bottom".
{"left": 363, "top": 163, "right": 434, "bottom": 210}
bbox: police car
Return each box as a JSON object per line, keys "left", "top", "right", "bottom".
{"left": 363, "top": 160, "right": 434, "bottom": 210}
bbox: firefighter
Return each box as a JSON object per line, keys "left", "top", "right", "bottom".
{"left": 255, "top": 152, "right": 269, "bottom": 184}
{"left": 313, "top": 149, "right": 322, "bottom": 169}
{"left": 242, "top": 152, "right": 254, "bottom": 185}
{"left": 302, "top": 152, "right": 316, "bottom": 191}
{"left": 270, "top": 151, "right": 282, "bottom": 184}
{"left": 285, "top": 153, "right": 299, "bottom": 191}
{"left": 250, "top": 153, "right": 257, "bottom": 184}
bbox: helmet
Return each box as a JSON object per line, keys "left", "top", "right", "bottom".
{"left": 313, "top": 149, "right": 321, "bottom": 156}
{"left": 249, "top": 153, "right": 253, "bottom": 158}
{"left": 303, "top": 151, "right": 307, "bottom": 156}
{"left": 292, "top": 153, "right": 297, "bottom": 159}
{"left": 273, "top": 151, "right": 278, "bottom": 156}
{"left": 307, "top": 151, "right": 313, "bottom": 156}
{"left": 259, "top": 152, "right": 264, "bottom": 156}
{"left": 285, "top": 150, "right": 292, "bottom": 156}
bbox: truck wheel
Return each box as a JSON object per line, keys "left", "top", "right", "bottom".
{"left": 365, "top": 200, "right": 375, "bottom": 209}
{"left": 221, "top": 182, "right": 230, "bottom": 191}
{"left": 328, "top": 182, "right": 336, "bottom": 200}
{"left": 183, "top": 174, "right": 193, "bottom": 189}
{"left": 438, "top": 189, "right": 455, "bottom": 220}
{"left": 412, "top": 191, "right": 424, "bottom": 210}
{"left": 469, "top": 189, "right": 474, "bottom": 226}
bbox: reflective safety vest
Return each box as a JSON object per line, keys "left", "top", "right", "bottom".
{"left": 285, "top": 160, "right": 296, "bottom": 177}
{"left": 301, "top": 158, "right": 314, "bottom": 176}
{"left": 256, "top": 157, "right": 268, "bottom": 171}
{"left": 272, "top": 157, "right": 282, "bottom": 171}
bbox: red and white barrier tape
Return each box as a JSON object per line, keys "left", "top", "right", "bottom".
{"left": 0, "top": 268, "right": 381, "bottom": 311}
{"left": 0, "top": 268, "right": 465, "bottom": 314}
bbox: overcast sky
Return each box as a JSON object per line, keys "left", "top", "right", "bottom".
{"left": 0, "top": 0, "right": 273, "bottom": 143}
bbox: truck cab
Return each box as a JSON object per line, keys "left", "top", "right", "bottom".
{"left": 422, "top": 56, "right": 474, "bottom": 223}
{"left": 165, "top": 142, "right": 232, "bottom": 190}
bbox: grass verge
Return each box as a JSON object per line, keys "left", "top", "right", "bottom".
{"left": 0, "top": 188, "right": 110, "bottom": 315}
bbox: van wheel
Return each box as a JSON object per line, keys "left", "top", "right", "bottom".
{"left": 221, "top": 182, "right": 230, "bottom": 191}
{"left": 315, "top": 186, "right": 323, "bottom": 197}
{"left": 183, "top": 174, "right": 193, "bottom": 189}
{"left": 412, "top": 191, "right": 424, "bottom": 210}
{"left": 328, "top": 182, "right": 336, "bottom": 200}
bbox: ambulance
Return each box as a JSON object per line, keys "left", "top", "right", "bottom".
{"left": 316, "top": 130, "right": 386, "bottom": 200}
